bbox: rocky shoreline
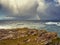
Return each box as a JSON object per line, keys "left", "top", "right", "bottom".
{"left": 0, "top": 28, "right": 59, "bottom": 45}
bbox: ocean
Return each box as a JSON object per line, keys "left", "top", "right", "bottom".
{"left": 0, "top": 20, "right": 60, "bottom": 37}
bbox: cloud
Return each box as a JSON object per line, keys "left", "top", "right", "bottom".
{"left": 0, "top": 0, "right": 40, "bottom": 20}
{"left": 38, "top": 0, "right": 60, "bottom": 20}
{"left": 0, "top": 0, "right": 60, "bottom": 20}
{"left": 37, "top": 0, "right": 48, "bottom": 12}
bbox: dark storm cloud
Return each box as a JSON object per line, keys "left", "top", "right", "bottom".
{"left": 38, "top": 0, "right": 60, "bottom": 20}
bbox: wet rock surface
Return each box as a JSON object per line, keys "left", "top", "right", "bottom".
{"left": 0, "top": 28, "right": 58, "bottom": 45}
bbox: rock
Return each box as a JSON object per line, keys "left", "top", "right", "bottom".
{"left": 0, "top": 28, "right": 58, "bottom": 45}
{"left": 28, "top": 30, "right": 38, "bottom": 36}
{"left": 24, "top": 39, "right": 31, "bottom": 42}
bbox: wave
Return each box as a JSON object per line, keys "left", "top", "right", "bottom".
{"left": 45, "top": 22, "right": 60, "bottom": 26}
{"left": 45, "top": 22, "right": 57, "bottom": 25}
{"left": 56, "top": 23, "right": 60, "bottom": 26}
{"left": 0, "top": 21, "right": 60, "bottom": 29}
{"left": 0, "top": 22, "right": 45, "bottom": 29}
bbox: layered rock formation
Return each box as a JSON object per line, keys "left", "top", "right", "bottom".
{"left": 0, "top": 28, "right": 58, "bottom": 45}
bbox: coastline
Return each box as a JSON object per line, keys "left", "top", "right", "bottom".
{"left": 0, "top": 28, "right": 59, "bottom": 45}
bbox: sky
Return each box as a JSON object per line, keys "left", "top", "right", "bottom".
{"left": 0, "top": 0, "right": 60, "bottom": 20}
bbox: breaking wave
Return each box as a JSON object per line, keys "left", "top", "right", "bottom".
{"left": 45, "top": 22, "right": 60, "bottom": 26}
{"left": 0, "top": 22, "right": 45, "bottom": 29}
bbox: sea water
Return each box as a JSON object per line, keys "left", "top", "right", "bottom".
{"left": 0, "top": 20, "right": 60, "bottom": 37}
